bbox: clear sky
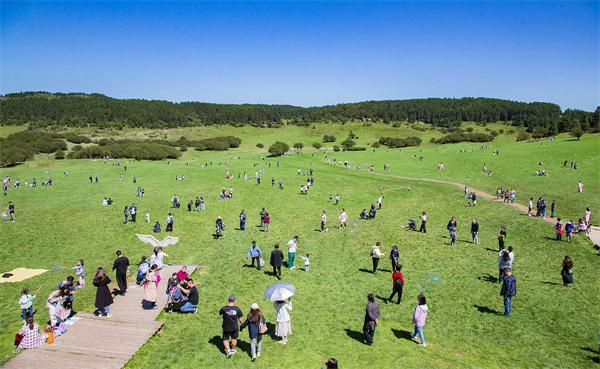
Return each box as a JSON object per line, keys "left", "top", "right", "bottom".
{"left": 1, "top": 1, "right": 598, "bottom": 110}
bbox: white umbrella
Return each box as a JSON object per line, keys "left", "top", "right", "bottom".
{"left": 264, "top": 282, "right": 296, "bottom": 301}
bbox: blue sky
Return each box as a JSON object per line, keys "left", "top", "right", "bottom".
{"left": 1, "top": 1, "right": 598, "bottom": 110}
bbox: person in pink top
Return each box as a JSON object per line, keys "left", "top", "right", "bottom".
{"left": 176, "top": 266, "right": 188, "bottom": 282}
{"left": 411, "top": 293, "right": 429, "bottom": 347}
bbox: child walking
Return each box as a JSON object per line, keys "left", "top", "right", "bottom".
{"left": 300, "top": 254, "right": 310, "bottom": 272}
{"left": 19, "top": 288, "right": 35, "bottom": 321}
{"left": 411, "top": 293, "right": 428, "bottom": 347}
{"left": 73, "top": 259, "right": 85, "bottom": 287}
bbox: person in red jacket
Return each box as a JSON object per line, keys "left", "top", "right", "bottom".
{"left": 386, "top": 265, "right": 404, "bottom": 304}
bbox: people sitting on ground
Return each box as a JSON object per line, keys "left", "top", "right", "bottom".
{"left": 102, "top": 197, "right": 109, "bottom": 206}
{"left": 46, "top": 287, "right": 70, "bottom": 334}
{"left": 577, "top": 218, "right": 588, "bottom": 233}
{"left": 177, "top": 279, "right": 198, "bottom": 313}
{"left": 137, "top": 256, "right": 150, "bottom": 285}
{"left": 300, "top": 185, "right": 308, "bottom": 195}
{"left": 153, "top": 221, "right": 161, "bottom": 233}
{"left": 360, "top": 209, "right": 367, "bottom": 220}
{"left": 15, "top": 315, "right": 46, "bottom": 351}
{"left": 408, "top": 219, "right": 417, "bottom": 231}
{"left": 172, "top": 195, "right": 180, "bottom": 208}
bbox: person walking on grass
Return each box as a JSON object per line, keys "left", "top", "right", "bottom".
{"left": 220, "top": 295, "right": 244, "bottom": 358}
{"left": 123, "top": 206, "right": 129, "bottom": 224}
{"left": 8, "top": 201, "right": 15, "bottom": 222}
{"left": 263, "top": 213, "right": 271, "bottom": 232}
{"left": 370, "top": 242, "right": 384, "bottom": 273}
{"left": 247, "top": 241, "right": 262, "bottom": 270}
{"left": 363, "top": 293, "right": 380, "bottom": 345}
{"left": 419, "top": 211, "right": 427, "bottom": 233}
{"left": 321, "top": 210, "right": 328, "bottom": 232}
{"left": 551, "top": 200, "right": 556, "bottom": 218}
{"left": 528, "top": 198, "right": 534, "bottom": 216}
{"left": 270, "top": 244, "right": 284, "bottom": 279}
{"left": 387, "top": 265, "right": 404, "bottom": 305}
{"left": 112, "top": 250, "right": 129, "bottom": 295}
{"left": 166, "top": 213, "right": 174, "bottom": 232}
{"left": 447, "top": 217, "right": 457, "bottom": 246}
{"left": 411, "top": 293, "right": 428, "bottom": 347}
{"left": 239, "top": 209, "right": 246, "bottom": 231}
{"left": 389, "top": 245, "right": 399, "bottom": 271}
{"left": 561, "top": 256, "right": 573, "bottom": 287}
{"left": 240, "top": 303, "right": 267, "bottom": 362}
{"left": 471, "top": 219, "right": 479, "bottom": 244}
{"left": 498, "top": 226, "right": 507, "bottom": 251}
{"left": 274, "top": 298, "right": 293, "bottom": 345}
{"left": 500, "top": 268, "right": 517, "bottom": 317}
{"left": 339, "top": 209, "right": 348, "bottom": 228}
{"left": 287, "top": 236, "right": 299, "bottom": 270}
{"left": 93, "top": 267, "right": 113, "bottom": 318}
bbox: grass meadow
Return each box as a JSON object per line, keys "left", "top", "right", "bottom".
{"left": 0, "top": 125, "right": 599, "bottom": 368}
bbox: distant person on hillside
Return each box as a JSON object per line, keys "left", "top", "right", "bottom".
{"left": 153, "top": 221, "right": 161, "bottom": 233}
{"left": 145, "top": 209, "right": 151, "bottom": 223}
{"left": 260, "top": 208, "right": 266, "bottom": 228}
{"left": 324, "top": 358, "right": 338, "bottom": 369}
{"left": 123, "top": 206, "right": 129, "bottom": 224}
{"left": 73, "top": 259, "right": 85, "bottom": 288}
{"left": 498, "top": 226, "right": 507, "bottom": 251}
{"left": 263, "top": 213, "right": 270, "bottom": 232}
{"left": 387, "top": 265, "right": 404, "bottom": 305}
{"left": 166, "top": 213, "right": 174, "bottom": 232}
{"left": 247, "top": 241, "right": 263, "bottom": 270}
{"left": 370, "top": 242, "right": 384, "bottom": 273}
{"left": 419, "top": 211, "right": 427, "bottom": 233}
{"left": 389, "top": 245, "right": 399, "bottom": 271}
{"left": 500, "top": 268, "right": 517, "bottom": 317}
{"left": 321, "top": 210, "right": 328, "bottom": 232}
{"left": 411, "top": 293, "right": 429, "bottom": 346}
{"left": 239, "top": 209, "right": 246, "bottom": 231}
{"left": 215, "top": 216, "right": 225, "bottom": 238}
{"left": 585, "top": 207, "right": 592, "bottom": 227}
{"left": 287, "top": 236, "right": 299, "bottom": 270}
{"left": 528, "top": 198, "right": 534, "bottom": 216}
{"left": 270, "top": 244, "right": 284, "bottom": 279}
{"left": 339, "top": 209, "right": 348, "bottom": 228}
{"left": 578, "top": 181, "right": 584, "bottom": 193}
{"left": 561, "top": 256, "right": 573, "bottom": 287}
{"left": 550, "top": 200, "right": 556, "bottom": 218}
{"left": 220, "top": 295, "right": 244, "bottom": 358}
{"left": 471, "top": 219, "right": 479, "bottom": 244}
{"left": 447, "top": 217, "right": 457, "bottom": 246}
{"left": 377, "top": 195, "right": 383, "bottom": 210}
{"left": 19, "top": 288, "right": 35, "bottom": 322}
{"left": 363, "top": 293, "right": 380, "bottom": 345}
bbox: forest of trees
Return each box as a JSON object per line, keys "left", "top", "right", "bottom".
{"left": 1, "top": 92, "right": 598, "bottom": 134}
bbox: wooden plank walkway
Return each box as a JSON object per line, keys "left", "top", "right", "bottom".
{"left": 3, "top": 265, "right": 196, "bottom": 369}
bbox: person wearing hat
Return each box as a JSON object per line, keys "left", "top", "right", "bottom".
{"left": 219, "top": 295, "right": 244, "bottom": 358}
{"left": 240, "top": 303, "right": 267, "bottom": 362}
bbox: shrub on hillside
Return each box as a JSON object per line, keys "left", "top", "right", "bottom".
{"left": 371, "top": 141, "right": 381, "bottom": 148}
{"left": 70, "top": 142, "right": 181, "bottom": 160}
{"left": 0, "top": 131, "right": 67, "bottom": 166}
{"left": 344, "top": 146, "right": 367, "bottom": 151}
{"left": 293, "top": 142, "right": 304, "bottom": 149}
{"left": 268, "top": 141, "right": 289, "bottom": 156}
{"left": 333, "top": 145, "right": 340, "bottom": 152}
{"left": 322, "top": 135, "right": 336, "bottom": 143}
{"left": 516, "top": 132, "right": 531, "bottom": 142}
{"left": 312, "top": 142, "right": 322, "bottom": 149}
{"left": 256, "top": 143, "right": 264, "bottom": 148}
{"left": 378, "top": 136, "right": 422, "bottom": 148}
{"left": 65, "top": 134, "right": 91, "bottom": 144}
{"left": 432, "top": 132, "right": 494, "bottom": 144}
{"left": 341, "top": 139, "right": 356, "bottom": 150}
{"left": 55, "top": 150, "right": 66, "bottom": 159}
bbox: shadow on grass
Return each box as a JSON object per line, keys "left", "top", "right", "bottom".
{"left": 265, "top": 322, "right": 279, "bottom": 340}
{"left": 344, "top": 328, "right": 365, "bottom": 344}
{"left": 473, "top": 304, "right": 501, "bottom": 315}
{"left": 208, "top": 334, "right": 253, "bottom": 357}
{"left": 541, "top": 281, "right": 560, "bottom": 285}
{"left": 375, "top": 295, "right": 389, "bottom": 303}
{"left": 358, "top": 268, "right": 374, "bottom": 274}
{"left": 484, "top": 248, "right": 498, "bottom": 252}
{"left": 477, "top": 274, "right": 498, "bottom": 283}
{"left": 391, "top": 328, "right": 415, "bottom": 343}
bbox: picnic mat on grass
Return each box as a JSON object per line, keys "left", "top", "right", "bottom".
{"left": 0, "top": 268, "right": 48, "bottom": 283}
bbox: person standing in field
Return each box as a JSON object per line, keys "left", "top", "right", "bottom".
{"left": 447, "top": 217, "right": 457, "bottom": 246}
{"left": 471, "top": 219, "right": 479, "bottom": 244}
{"left": 321, "top": 210, "right": 328, "bottom": 232}
{"left": 274, "top": 298, "right": 293, "bottom": 345}
{"left": 585, "top": 207, "right": 592, "bottom": 227}
{"left": 220, "top": 295, "right": 244, "bottom": 358}
{"left": 123, "top": 205, "right": 129, "bottom": 224}
{"left": 498, "top": 226, "right": 507, "bottom": 251}
{"left": 93, "top": 267, "right": 113, "bottom": 318}
{"left": 577, "top": 181, "right": 584, "bottom": 193}
{"left": 149, "top": 247, "right": 168, "bottom": 270}
{"left": 8, "top": 201, "right": 15, "bottom": 222}
{"left": 73, "top": 259, "right": 85, "bottom": 287}
{"left": 239, "top": 209, "right": 246, "bottom": 231}
{"left": 411, "top": 293, "right": 429, "bottom": 347}
{"left": 561, "top": 256, "right": 573, "bottom": 287}
{"left": 240, "top": 303, "right": 266, "bottom": 362}
{"left": 528, "top": 198, "right": 534, "bottom": 216}
{"left": 377, "top": 195, "right": 383, "bottom": 210}
{"left": 145, "top": 209, "right": 150, "bottom": 223}
{"left": 500, "top": 268, "right": 517, "bottom": 317}
{"left": 263, "top": 212, "right": 271, "bottom": 232}
{"left": 247, "top": 241, "right": 262, "bottom": 270}
{"left": 339, "top": 209, "right": 348, "bottom": 228}
{"left": 386, "top": 265, "right": 404, "bottom": 305}
{"left": 370, "top": 242, "right": 384, "bottom": 273}
{"left": 389, "top": 245, "right": 399, "bottom": 271}
{"left": 363, "top": 293, "right": 380, "bottom": 345}
{"left": 112, "top": 250, "right": 130, "bottom": 295}
{"left": 270, "top": 244, "right": 284, "bottom": 279}
{"left": 550, "top": 200, "right": 556, "bottom": 218}
{"left": 166, "top": 213, "right": 174, "bottom": 232}
{"left": 419, "top": 211, "right": 427, "bottom": 233}
{"left": 287, "top": 236, "right": 299, "bottom": 270}
{"left": 260, "top": 208, "right": 266, "bottom": 228}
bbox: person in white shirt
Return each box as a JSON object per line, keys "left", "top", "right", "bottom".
{"left": 377, "top": 196, "right": 383, "bottom": 210}
{"left": 300, "top": 254, "right": 310, "bottom": 272}
{"left": 320, "top": 211, "right": 328, "bottom": 232}
{"left": 339, "top": 209, "right": 348, "bottom": 228}
{"left": 419, "top": 211, "right": 427, "bottom": 233}
{"left": 287, "top": 236, "right": 299, "bottom": 270}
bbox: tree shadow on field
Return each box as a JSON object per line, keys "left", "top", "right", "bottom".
{"left": 391, "top": 328, "right": 415, "bottom": 343}
{"left": 580, "top": 347, "right": 600, "bottom": 363}
{"left": 344, "top": 328, "right": 365, "bottom": 343}
{"left": 473, "top": 304, "right": 501, "bottom": 315}
{"left": 477, "top": 274, "right": 498, "bottom": 283}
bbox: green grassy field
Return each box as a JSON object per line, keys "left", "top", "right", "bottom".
{"left": 1, "top": 125, "right": 599, "bottom": 368}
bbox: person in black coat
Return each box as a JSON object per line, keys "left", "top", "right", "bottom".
{"left": 113, "top": 250, "right": 130, "bottom": 295}
{"left": 363, "top": 293, "right": 380, "bottom": 345}
{"left": 561, "top": 256, "right": 573, "bottom": 287}
{"left": 93, "top": 267, "right": 113, "bottom": 317}
{"left": 270, "top": 244, "right": 284, "bottom": 279}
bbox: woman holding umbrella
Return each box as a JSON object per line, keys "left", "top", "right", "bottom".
{"left": 264, "top": 282, "right": 295, "bottom": 345}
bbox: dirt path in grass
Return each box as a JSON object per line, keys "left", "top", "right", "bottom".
{"left": 372, "top": 171, "right": 600, "bottom": 246}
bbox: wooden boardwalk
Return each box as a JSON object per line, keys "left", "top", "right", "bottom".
{"left": 3, "top": 265, "right": 196, "bottom": 369}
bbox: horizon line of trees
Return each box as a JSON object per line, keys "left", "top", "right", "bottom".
{"left": 1, "top": 92, "right": 598, "bottom": 134}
